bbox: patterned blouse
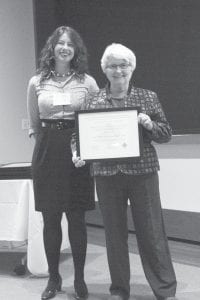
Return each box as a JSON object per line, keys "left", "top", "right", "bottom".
{"left": 74, "top": 85, "right": 172, "bottom": 177}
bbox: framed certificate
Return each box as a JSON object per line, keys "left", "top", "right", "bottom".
{"left": 75, "top": 107, "right": 143, "bottom": 162}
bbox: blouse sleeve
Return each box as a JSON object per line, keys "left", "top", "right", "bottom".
{"left": 85, "top": 74, "right": 99, "bottom": 95}
{"left": 71, "top": 76, "right": 99, "bottom": 154}
{"left": 27, "top": 76, "right": 41, "bottom": 137}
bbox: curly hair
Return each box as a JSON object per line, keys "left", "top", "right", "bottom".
{"left": 37, "top": 26, "right": 89, "bottom": 82}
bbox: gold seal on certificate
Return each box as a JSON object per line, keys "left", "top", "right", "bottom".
{"left": 75, "top": 107, "right": 142, "bottom": 162}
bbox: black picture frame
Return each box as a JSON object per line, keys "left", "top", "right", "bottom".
{"left": 75, "top": 107, "right": 143, "bottom": 162}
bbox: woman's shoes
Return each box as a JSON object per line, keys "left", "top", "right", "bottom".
{"left": 41, "top": 276, "right": 88, "bottom": 300}
{"left": 74, "top": 279, "right": 88, "bottom": 300}
{"left": 41, "top": 275, "right": 62, "bottom": 300}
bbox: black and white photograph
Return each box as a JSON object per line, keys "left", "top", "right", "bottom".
{"left": 0, "top": 1, "right": 200, "bottom": 299}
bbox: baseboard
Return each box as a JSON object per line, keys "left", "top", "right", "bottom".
{"left": 86, "top": 203, "right": 200, "bottom": 243}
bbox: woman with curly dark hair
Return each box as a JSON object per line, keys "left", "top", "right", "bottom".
{"left": 38, "top": 26, "right": 89, "bottom": 82}
{"left": 27, "top": 26, "right": 98, "bottom": 300}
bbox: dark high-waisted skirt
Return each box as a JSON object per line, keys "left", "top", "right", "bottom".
{"left": 31, "top": 123, "right": 95, "bottom": 212}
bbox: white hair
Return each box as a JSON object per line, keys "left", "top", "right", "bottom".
{"left": 101, "top": 43, "right": 136, "bottom": 72}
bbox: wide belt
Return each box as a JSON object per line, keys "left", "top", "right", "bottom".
{"left": 41, "top": 119, "right": 75, "bottom": 130}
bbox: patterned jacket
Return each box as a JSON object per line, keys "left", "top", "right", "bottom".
{"left": 75, "top": 85, "right": 172, "bottom": 177}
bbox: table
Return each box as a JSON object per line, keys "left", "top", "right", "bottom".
{"left": 0, "top": 179, "right": 69, "bottom": 276}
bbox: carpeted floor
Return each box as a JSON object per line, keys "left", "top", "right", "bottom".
{"left": 0, "top": 243, "right": 200, "bottom": 300}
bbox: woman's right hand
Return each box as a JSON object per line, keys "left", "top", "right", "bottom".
{"left": 72, "top": 151, "right": 86, "bottom": 168}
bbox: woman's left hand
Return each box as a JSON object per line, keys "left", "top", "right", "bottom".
{"left": 138, "top": 113, "right": 153, "bottom": 131}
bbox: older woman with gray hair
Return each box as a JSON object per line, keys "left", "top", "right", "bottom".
{"left": 72, "top": 43, "right": 177, "bottom": 300}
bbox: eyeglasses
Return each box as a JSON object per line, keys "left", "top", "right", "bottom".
{"left": 106, "top": 63, "right": 131, "bottom": 70}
